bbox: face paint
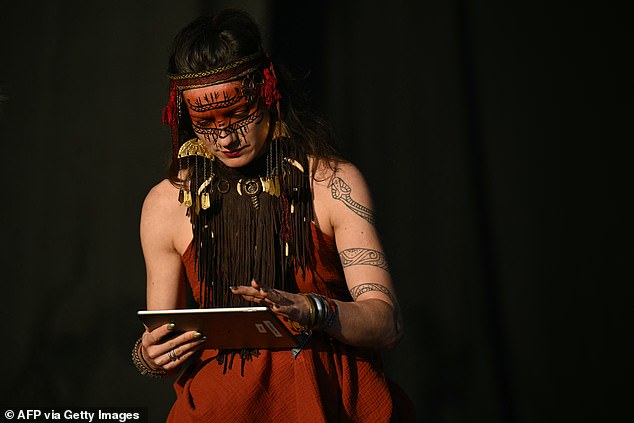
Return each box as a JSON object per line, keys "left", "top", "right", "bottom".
{"left": 182, "top": 81, "right": 270, "bottom": 168}
{"left": 191, "top": 108, "right": 264, "bottom": 142}
{"left": 186, "top": 86, "right": 243, "bottom": 112}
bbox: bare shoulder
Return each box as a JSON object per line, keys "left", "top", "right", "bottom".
{"left": 141, "top": 179, "right": 182, "bottom": 219}
{"left": 140, "top": 179, "right": 191, "bottom": 254}
{"left": 310, "top": 157, "right": 361, "bottom": 181}
{"left": 309, "top": 158, "right": 375, "bottom": 235}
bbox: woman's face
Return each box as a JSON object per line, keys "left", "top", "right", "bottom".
{"left": 182, "top": 81, "right": 270, "bottom": 168}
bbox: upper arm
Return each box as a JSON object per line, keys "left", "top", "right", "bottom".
{"left": 140, "top": 180, "right": 187, "bottom": 310}
{"left": 316, "top": 162, "right": 398, "bottom": 307}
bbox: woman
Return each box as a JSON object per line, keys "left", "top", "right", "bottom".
{"left": 132, "top": 9, "right": 414, "bottom": 422}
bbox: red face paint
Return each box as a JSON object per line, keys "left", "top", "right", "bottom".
{"left": 182, "top": 81, "right": 270, "bottom": 168}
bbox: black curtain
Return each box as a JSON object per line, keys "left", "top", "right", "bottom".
{"left": 285, "top": 2, "right": 628, "bottom": 422}
{"left": 1, "top": 1, "right": 628, "bottom": 422}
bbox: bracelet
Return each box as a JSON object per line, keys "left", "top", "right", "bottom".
{"left": 301, "top": 293, "right": 316, "bottom": 328}
{"left": 131, "top": 337, "right": 167, "bottom": 378}
{"left": 312, "top": 293, "right": 326, "bottom": 327}
{"left": 299, "top": 293, "right": 339, "bottom": 331}
{"left": 324, "top": 297, "right": 338, "bottom": 329}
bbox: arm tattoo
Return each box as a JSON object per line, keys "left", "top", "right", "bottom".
{"left": 349, "top": 283, "right": 394, "bottom": 302}
{"left": 331, "top": 177, "right": 376, "bottom": 225}
{"left": 339, "top": 248, "right": 389, "bottom": 271}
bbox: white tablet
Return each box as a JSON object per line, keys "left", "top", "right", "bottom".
{"left": 137, "top": 307, "right": 298, "bottom": 349}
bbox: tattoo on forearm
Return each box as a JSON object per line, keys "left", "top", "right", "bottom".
{"left": 350, "top": 282, "right": 402, "bottom": 335}
{"left": 331, "top": 177, "right": 376, "bottom": 225}
{"left": 340, "top": 248, "right": 389, "bottom": 271}
{"left": 349, "top": 283, "right": 394, "bottom": 302}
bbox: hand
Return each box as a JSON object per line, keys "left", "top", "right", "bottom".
{"left": 140, "top": 323, "right": 207, "bottom": 372}
{"left": 230, "top": 280, "right": 310, "bottom": 326}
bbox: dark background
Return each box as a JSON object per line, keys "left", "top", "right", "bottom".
{"left": 0, "top": 1, "right": 629, "bottom": 422}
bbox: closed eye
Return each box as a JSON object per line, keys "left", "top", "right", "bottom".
{"left": 193, "top": 119, "right": 214, "bottom": 128}
{"left": 231, "top": 108, "right": 249, "bottom": 118}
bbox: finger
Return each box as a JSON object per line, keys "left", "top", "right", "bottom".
{"left": 259, "top": 287, "right": 293, "bottom": 306}
{"left": 241, "top": 295, "right": 265, "bottom": 303}
{"left": 238, "top": 293, "right": 277, "bottom": 307}
{"left": 269, "top": 303, "right": 287, "bottom": 313}
{"left": 230, "top": 285, "right": 270, "bottom": 305}
{"left": 145, "top": 330, "right": 204, "bottom": 360}
{"left": 268, "top": 303, "right": 289, "bottom": 316}
{"left": 156, "top": 335, "right": 207, "bottom": 368}
{"left": 230, "top": 285, "right": 260, "bottom": 296}
{"left": 231, "top": 283, "right": 291, "bottom": 307}
{"left": 162, "top": 343, "right": 206, "bottom": 371}
{"left": 142, "top": 322, "right": 177, "bottom": 347}
{"left": 161, "top": 337, "right": 207, "bottom": 367}
{"left": 272, "top": 303, "right": 303, "bottom": 322}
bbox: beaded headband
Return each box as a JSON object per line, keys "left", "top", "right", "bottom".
{"left": 167, "top": 52, "right": 264, "bottom": 83}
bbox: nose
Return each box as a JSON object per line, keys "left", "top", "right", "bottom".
{"left": 214, "top": 128, "right": 240, "bottom": 148}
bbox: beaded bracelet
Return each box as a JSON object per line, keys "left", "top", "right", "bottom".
{"left": 131, "top": 337, "right": 167, "bottom": 378}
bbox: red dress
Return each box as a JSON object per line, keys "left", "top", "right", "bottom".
{"left": 166, "top": 224, "right": 415, "bottom": 422}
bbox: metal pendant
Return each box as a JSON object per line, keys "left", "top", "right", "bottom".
{"left": 183, "top": 190, "right": 192, "bottom": 208}
{"left": 200, "top": 192, "right": 211, "bottom": 210}
{"left": 237, "top": 178, "right": 263, "bottom": 209}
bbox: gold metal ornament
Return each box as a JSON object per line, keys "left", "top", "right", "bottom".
{"left": 259, "top": 176, "right": 268, "bottom": 195}
{"left": 197, "top": 176, "right": 215, "bottom": 210}
{"left": 178, "top": 138, "right": 213, "bottom": 159}
{"left": 182, "top": 190, "right": 193, "bottom": 208}
{"left": 284, "top": 157, "right": 304, "bottom": 173}
{"left": 272, "top": 120, "right": 290, "bottom": 141}
{"left": 237, "top": 178, "right": 263, "bottom": 209}
{"left": 200, "top": 193, "right": 211, "bottom": 210}
{"left": 176, "top": 138, "right": 213, "bottom": 211}
{"left": 216, "top": 179, "right": 230, "bottom": 194}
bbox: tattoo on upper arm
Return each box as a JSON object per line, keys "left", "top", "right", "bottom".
{"left": 340, "top": 248, "right": 389, "bottom": 271}
{"left": 349, "top": 283, "right": 394, "bottom": 302}
{"left": 330, "top": 177, "right": 376, "bottom": 225}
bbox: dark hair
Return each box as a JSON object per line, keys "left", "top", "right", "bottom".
{"left": 166, "top": 9, "right": 342, "bottom": 182}
{"left": 168, "top": 10, "right": 262, "bottom": 74}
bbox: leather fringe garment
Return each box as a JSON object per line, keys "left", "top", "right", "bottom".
{"left": 181, "top": 138, "right": 314, "bottom": 309}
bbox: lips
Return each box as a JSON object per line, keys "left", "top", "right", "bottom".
{"left": 221, "top": 147, "right": 245, "bottom": 158}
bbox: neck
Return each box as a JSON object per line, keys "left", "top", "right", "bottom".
{"left": 215, "top": 150, "right": 269, "bottom": 179}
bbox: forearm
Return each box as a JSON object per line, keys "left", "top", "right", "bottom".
{"left": 230, "top": 282, "right": 403, "bottom": 348}
{"left": 324, "top": 298, "right": 402, "bottom": 348}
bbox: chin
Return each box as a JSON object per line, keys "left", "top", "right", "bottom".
{"left": 221, "top": 160, "right": 243, "bottom": 168}
{"left": 219, "top": 155, "right": 253, "bottom": 168}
